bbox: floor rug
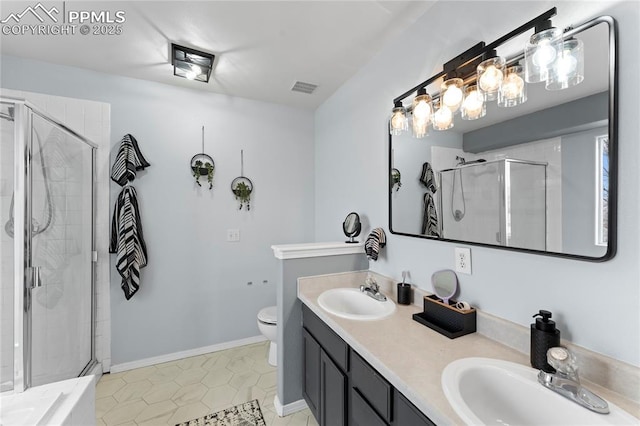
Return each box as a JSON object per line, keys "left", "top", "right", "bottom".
{"left": 176, "top": 399, "right": 266, "bottom": 426}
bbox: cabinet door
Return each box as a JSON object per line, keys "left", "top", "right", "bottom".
{"left": 303, "top": 328, "right": 321, "bottom": 421}
{"left": 321, "top": 350, "right": 347, "bottom": 426}
{"left": 351, "top": 388, "right": 388, "bottom": 426}
{"left": 394, "top": 391, "right": 435, "bottom": 426}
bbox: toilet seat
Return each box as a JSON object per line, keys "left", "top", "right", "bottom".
{"left": 258, "top": 306, "right": 277, "bottom": 325}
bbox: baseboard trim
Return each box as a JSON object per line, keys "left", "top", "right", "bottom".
{"left": 109, "top": 335, "right": 267, "bottom": 373}
{"left": 273, "top": 395, "right": 308, "bottom": 417}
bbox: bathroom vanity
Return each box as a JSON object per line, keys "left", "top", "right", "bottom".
{"left": 298, "top": 271, "right": 640, "bottom": 425}
{"left": 302, "top": 304, "right": 434, "bottom": 425}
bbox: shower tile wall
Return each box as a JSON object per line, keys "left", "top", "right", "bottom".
{"left": 0, "top": 88, "right": 111, "bottom": 384}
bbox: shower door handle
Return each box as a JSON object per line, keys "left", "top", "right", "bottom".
{"left": 27, "top": 266, "right": 43, "bottom": 289}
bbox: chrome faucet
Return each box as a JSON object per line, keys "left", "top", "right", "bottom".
{"left": 360, "top": 276, "right": 387, "bottom": 301}
{"left": 538, "top": 347, "right": 610, "bottom": 414}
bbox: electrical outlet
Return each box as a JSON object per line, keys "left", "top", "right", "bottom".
{"left": 227, "top": 229, "right": 240, "bottom": 242}
{"left": 455, "top": 247, "right": 472, "bottom": 274}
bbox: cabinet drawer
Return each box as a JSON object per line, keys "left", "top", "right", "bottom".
{"left": 302, "top": 305, "right": 349, "bottom": 371}
{"left": 351, "top": 388, "right": 387, "bottom": 426}
{"left": 394, "top": 391, "right": 435, "bottom": 426}
{"left": 350, "top": 350, "right": 392, "bottom": 423}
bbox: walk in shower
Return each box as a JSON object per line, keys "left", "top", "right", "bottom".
{"left": 438, "top": 158, "right": 547, "bottom": 250}
{"left": 0, "top": 98, "right": 96, "bottom": 393}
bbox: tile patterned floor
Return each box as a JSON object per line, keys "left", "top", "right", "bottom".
{"left": 96, "top": 342, "right": 318, "bottom": 426}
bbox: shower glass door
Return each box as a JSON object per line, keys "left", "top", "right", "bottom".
{"left": 28, "top": 112, "right": 94, "bottom": 387}
{"left": 0, "top": 102, "right": 16, "bottom": 392}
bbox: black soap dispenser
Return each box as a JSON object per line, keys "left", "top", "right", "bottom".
{"left": 530, "top": 310, "right": 561, "bottom": 373}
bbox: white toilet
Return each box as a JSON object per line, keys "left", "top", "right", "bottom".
{"left": 257, "top": 306, "right": 278, "bottom": 366}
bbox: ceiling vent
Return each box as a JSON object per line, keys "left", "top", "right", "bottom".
{"left": 291, "top": 81, "right": 318, "bottom": 94}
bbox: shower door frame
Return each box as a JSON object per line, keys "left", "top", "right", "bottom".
{"left": 436, "top": 158, "right": 548, "bottom": 248}
{"left": 6, "top": 98, "right": 98, "bottom": 392}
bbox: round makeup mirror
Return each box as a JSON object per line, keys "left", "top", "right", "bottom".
{"left": 431, "top": 269, "right": 458, "bottom": 305}
{"left": 343, "top": 212, "right": 361, "bottom": 243}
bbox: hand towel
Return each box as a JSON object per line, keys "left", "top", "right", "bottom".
{"left": 110, "top": 134, "right": 150, "bottom": 186}
{"left": 365, "top": 228, "right": 387, "bottom": 261}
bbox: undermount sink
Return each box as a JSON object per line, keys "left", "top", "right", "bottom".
{"left": 317, "top": 288, "right": 396, "bottom": 320}
{"left": 442, "top": 357, "right": 637, "bottom": 425}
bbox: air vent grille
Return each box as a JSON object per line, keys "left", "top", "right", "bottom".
{"left": 291, "top": 81, "right": 318, "bottom": 94}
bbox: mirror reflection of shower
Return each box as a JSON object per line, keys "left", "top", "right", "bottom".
{"left": 2, "top": 105, "right": 54, "bottom": 239}
{"left": 451, "top": 156, "right": 486, "bottom": 222}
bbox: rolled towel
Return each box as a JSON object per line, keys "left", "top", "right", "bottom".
{"left": 364, "top": 228, "right": 387, "bottom": 261}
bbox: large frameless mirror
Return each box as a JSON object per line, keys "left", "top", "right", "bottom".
{"left": 389, "top": 14, "right": 616, "bottom": 261}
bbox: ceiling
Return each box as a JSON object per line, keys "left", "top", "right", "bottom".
{"left": 0, "top": 1, "right": 436, "bottom": 109}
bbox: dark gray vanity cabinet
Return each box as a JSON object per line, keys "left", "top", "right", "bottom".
{"left": 394, "top": 392, "right": 436, "bottom": 426}
{"left": 302, "top": 304, "right": 434, "bottom": 426}
{"left": 350, "top": 350, "right": 393, "bottom": 424}
{"left": 302, "top": 306, "right": 348, "bottom": 426}
{"left": 302, "top": 328, "right": 321, "bottom": 419}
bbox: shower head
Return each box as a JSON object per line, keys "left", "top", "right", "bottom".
{"left": 465, "top": 159, "right": 487, "bottom": 165}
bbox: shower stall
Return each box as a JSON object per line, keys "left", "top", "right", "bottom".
{"left": 0, "top": 98, "right": 96, "bottom": 393}
{"left": 438, "top": 158, "right": 547, "bottom": 250}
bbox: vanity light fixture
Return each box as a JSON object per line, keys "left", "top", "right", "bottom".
{"left": 432, "top": 99, "right": 454, "bottom": 131}
{"left": 461, "top": 85, "right": 486, "bottom": 120}
{"left": 389, "top": 101, "right": 408, "bottom": 135}
{"left": 524, "top": 20, "right": 563, "bottom": 83}
{"left": 171, "top": 43, "right": 215, "bottom": 83}
{"left": 441, "top": 78, "right": 465, "bottom": 113}
{"left": 546, "top": 37, "right": 584, "bottom": 90}
{"left": 498, "top": 64, "right": 527, "bottom": 107}
{"left": 477, "top": 55, "right": 505, "bottom": 100}
{"left": 390, "top": 8, "right": 587, "bottom": 136}
{"left": 412, "top": 88, "right": 432, "bottom": 138}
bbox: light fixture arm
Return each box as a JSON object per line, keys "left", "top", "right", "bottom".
{"left": 393, "top": 7, "right": 557, "bottom": 105}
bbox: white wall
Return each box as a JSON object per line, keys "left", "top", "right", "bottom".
{"left": 1, "top": 56, "right": 315, "bottom": 366}
{"left": 315, "top": 1, "right": 640, "bottom": 366}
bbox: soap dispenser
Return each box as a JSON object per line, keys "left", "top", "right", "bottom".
{"left": 530, "top": 310, "right": 561, "bottom": 373}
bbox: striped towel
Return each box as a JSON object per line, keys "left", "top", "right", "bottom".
{"left": 110, "top": 134, "right": 150, "bottom": 186}
{"left": 420, "top": 162, "right": 440, "bottom": 237}
{"left": 364, "top": 228, "right": 386, "bottom": 261}
{"left": 109, "top": 185, "right": 148, "bottom": 300}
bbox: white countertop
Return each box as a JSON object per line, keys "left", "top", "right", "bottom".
{"left": 297, "top": 271, "right": 640, "bottom": 425}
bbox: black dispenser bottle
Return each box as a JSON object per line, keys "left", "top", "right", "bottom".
{"left": 530, "top": 310, "right": 560, "bottom": 373}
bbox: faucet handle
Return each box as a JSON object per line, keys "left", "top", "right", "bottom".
{"left": 365, "top": 276, "right": 379, "bottom": 291}
{"left": 547, "top": 347, "right": 579, "bottom": 380}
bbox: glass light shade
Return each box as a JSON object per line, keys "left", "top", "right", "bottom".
{"left": 390, "top": 105, "right": 408, "bottom": 135}
{"left": 524, "top": 27, "right": 563, "bottom": 83}
{"left": 461, "top": 85, "right": 486, "bottom": 120}
{"left": 498, "top": 65, "right": 527, "bottom": 107}
{"left": 412, "top": 92, "right": 432, "bottom": 138}
{"left": 412, "top": 93, "right": 432, "bottom": 123}
{"left": 477, "top": 57, "right": 505, "bottom": 101}
{"left": 546, "top": 38, "right": 584, "bottom": 90}
{"left": 432, "top": 100, "right": 454, "bottom": 131}
{"left": 412, "top": 113, "right": 429, "bottom": 138}
{"left": 441, "top": 78, "right": 464, "bottom": 113}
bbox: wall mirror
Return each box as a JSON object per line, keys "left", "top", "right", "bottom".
{"left": 389, "top": 13, "right": 617, "bottom": 261}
